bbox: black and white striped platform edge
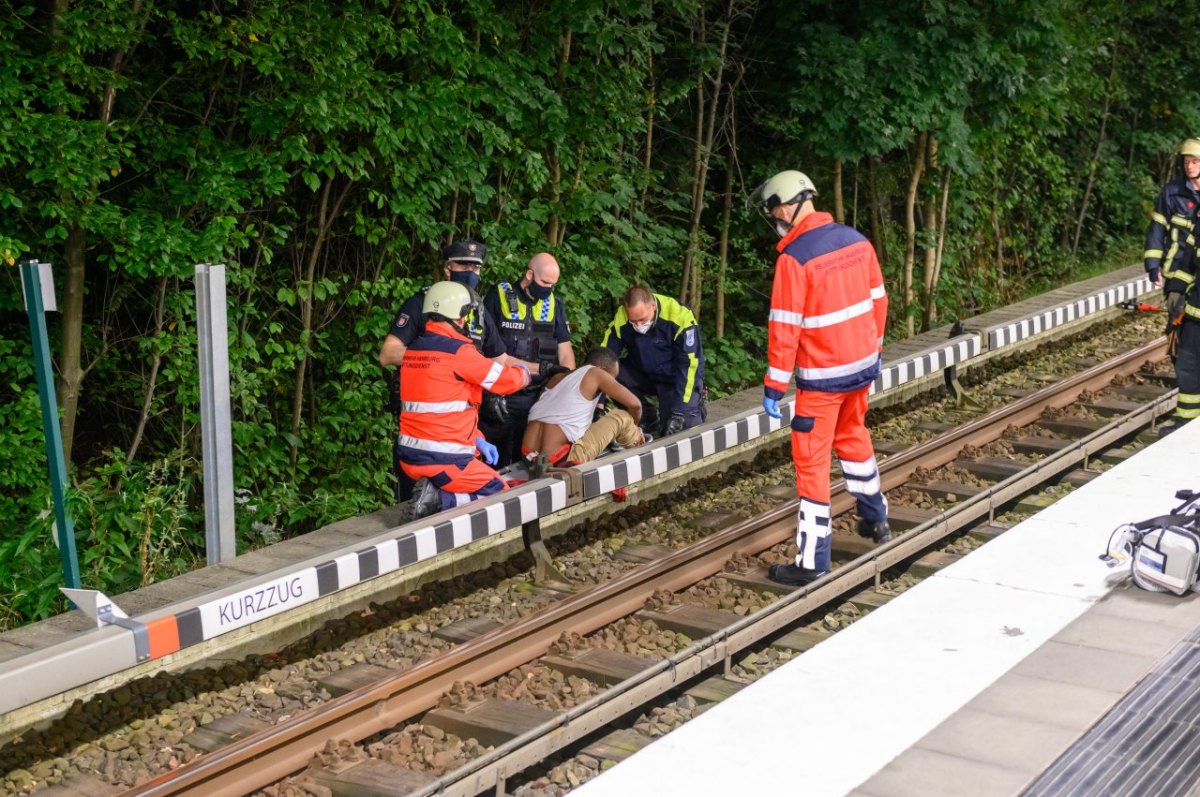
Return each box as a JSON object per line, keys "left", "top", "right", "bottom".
{"left": 0, "top": 479, "right": 569, "bottom": 716}
{"left": 870, "top": 334, "right": 982, "bottom": 395}
{"left": 985, "top": 275, "right": 1154, "bottom": 350}
{"left": 173, "top": 478, "right": 569, "bottom": 647}
{"left": 577, "top": 398, "right": 798, "bottom": 499}
{"left": 577, "top": 331, "right": 987, "bottom": 500}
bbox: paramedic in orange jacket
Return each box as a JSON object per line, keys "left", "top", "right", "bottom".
{"left": 398, "top": 281, "right": 531, "bottom": 519}
{"left": 754, "top": 170, "right": 891, "bottom": 586}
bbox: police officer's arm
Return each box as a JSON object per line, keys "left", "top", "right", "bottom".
{"left": 453, "top": 346, "right": 531, "bottom": 396}
{"left": 379, "top": 336, "right": 406, "bottom": 367}
{"left": 554, "top": 304, "right": 576, "bottom": 368}
{"left": 379, "top": 293, "right": 426, "bottom": 366}
{"left": 1144, "top": 187, "right": 1170, "bottom": 285}
{"left": 867, "top": 246, "right": 889, "bottom": 351}
{"left": 585, "top": 368, "right": 642, "bottom": 426}
{"left": 671, "top": 321, "right": 702, "bottom": 412}
{"left": 765, "top": 252, "right": 805, "bottom": 401}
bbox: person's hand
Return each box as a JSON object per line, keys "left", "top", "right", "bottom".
{"left": 481, "top": 394, "right": 510, "bottom": 426}
{"left": 763, "top": 397, "right": 781, "bottom": 419}
{"left": 539, "top": 361, "right": 571, "bottom": 379}
{"left": 1150, "top": 268, "right": 1163, "bottom": 288}
{"left": 662, "top": 410, "right": 686, "bottom": 437}
{"left": 476, "top": 436, "right": 499, "bottom": 465}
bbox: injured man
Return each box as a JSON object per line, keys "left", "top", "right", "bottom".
{"left": 521, "top": 347, "right": 648, "bottom": 467}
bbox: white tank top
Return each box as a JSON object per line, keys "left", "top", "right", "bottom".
{"left": 527, "top": 366, "right": 601, "bottom": 442}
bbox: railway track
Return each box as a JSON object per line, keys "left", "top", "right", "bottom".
{"left": 97, "top": 337, "right": 1175, "bottom": 797}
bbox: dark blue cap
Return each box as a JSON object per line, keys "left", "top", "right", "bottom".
{"left": 441, "top": 240, "right": 486, "bottom": 266}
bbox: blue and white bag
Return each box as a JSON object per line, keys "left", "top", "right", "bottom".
{"left": 1101, "top": 490, "right": 1200, "bottom": 596}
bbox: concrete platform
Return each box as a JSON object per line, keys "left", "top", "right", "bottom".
{"left": 571, "top": 420, "right": 1200, "bottom": 797}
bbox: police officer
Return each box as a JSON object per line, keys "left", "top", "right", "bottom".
{"left": 380, "top": 241, "right": 517, "bottom": 501}
{"left": 601, "top": 286, "right": 706, "bottom": 437}
{"left": 479, "top": 252, "right": 575, "bottom": 466}
{"left": 754, "top": 170, "right": 890, "bottom": 586}
{"left": 1145, "top": 139, "right": 1200, "bottom": 434}
{"left": 398, "top": 282, "right": 532, "bottom": 519}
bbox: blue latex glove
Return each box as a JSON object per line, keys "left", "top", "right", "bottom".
{"left": 763, "top": 397, "right": 781, "bottom": 419}
{"left": 476, "top": 436, "right": 498, "bottom": 465}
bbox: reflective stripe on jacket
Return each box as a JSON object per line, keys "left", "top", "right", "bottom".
{"left": 1144, "top": 178, "right": 1200, "bottom": 292}
{"left": 764, "top": 212, "right": 887, "bottom": 397}
{"left": 491, "top": 281, "right": 561, "bottom": 365}
{"left": 398, "top": 321, "right": 530, "bottom": 466}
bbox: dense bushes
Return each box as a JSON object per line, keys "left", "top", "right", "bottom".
{"left": 1, "top": 0, "right": 1196, "bottom": 625}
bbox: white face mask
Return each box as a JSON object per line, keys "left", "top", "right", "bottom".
{"left": 774, "top": 218, "right": 792, "bottom": 238}
{"left": 631, "top": 320, "right": 653, "bottom": 335}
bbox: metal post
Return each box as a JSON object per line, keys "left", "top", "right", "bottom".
{"left": 19, "top": 260, "right": 81, "bottom": 589}
{"left": 195, "top": 263, "right": 237, "bottom": 563}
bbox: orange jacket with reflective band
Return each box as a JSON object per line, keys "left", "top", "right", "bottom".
{"left": 764, "top": 212, "right": 888, "bottom": 398}
{"left": 398, "top": 321, "right": 530, "bottom": 466}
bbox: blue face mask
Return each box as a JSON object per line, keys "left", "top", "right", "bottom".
{"left": 449, "top": 269, "right": 481, "bottom": 291}
{"left": 526, "top": 280, "right": 553, "bottom": 301}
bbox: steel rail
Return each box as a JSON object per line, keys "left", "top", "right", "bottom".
{"left": 124, "top": 338, "right": 1169, "bottom": 797}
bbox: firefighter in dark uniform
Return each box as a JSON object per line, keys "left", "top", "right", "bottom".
{"left": 479, "top": 252, "right": 575, "bottom": 467}
{"left": 1144, "top": 138, "right": 1200, "bottom": 434}
{"left": 601, "top": 285, "right": 706, "bottom": 437}
{"left": 379, "top": 241, "right": 523, "bottom": 500}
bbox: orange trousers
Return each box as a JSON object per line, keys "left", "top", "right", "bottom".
{"left": 789, "top": 387, "right": 887, "bottom": 571}
{"left": 400, "top": 458, "right": 507, "bottom": 511}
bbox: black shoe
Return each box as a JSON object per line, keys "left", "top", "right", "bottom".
{"left": 410, "top": 478, "right": 441, "bottom": 520}
{"left": 1160, "top": 420, "right": 1185, "bottom": 437}
{"left": 857, "top": 518, "right": 892, "bottom": 544}
{"left": 767, "top": 563, "right": 829, "bottom": 586}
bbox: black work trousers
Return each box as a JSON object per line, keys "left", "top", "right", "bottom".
{"left": 1175, "top": 318, "right": 1200, "bottom": 423}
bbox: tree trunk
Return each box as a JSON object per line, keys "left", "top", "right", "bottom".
{"left": 716, "top": 83, "right": 738, "bottom": 341}
{"left": 920, "top": 135, "right": 940, "bottom": 331}
{"left": 1072, "top": 53, "right": 1117, "bottom": 256}
{"left": 924, "top": 169, "right": 952, "bottom": 329}
{"left": 639, "top": 49, "right": 656, "bottom": 211}
{"left": 903, "top": 132, "right": 928, "bottom": 337}
{"left": 57, "top": 225, "right": 86, "bottom": 464}
{"left": 125, "top": 276, "right": 169, "bottom": 467}
{"left": 289, "top": 178, "right": 351, "bottom": 469}
{"left": 867, "top": 155, "right": 885, "bottom": 265}
{"left": 52, "top": 0, "right": 146, "bottom": 465}
{"left": 545, "top": 31, "right": 573, "bottom": 246}
{"left": 833, "top": 158, "right": 845, "bottom": 223}
{"left": 680, "top": 2, "right": 733, "bottom": 309}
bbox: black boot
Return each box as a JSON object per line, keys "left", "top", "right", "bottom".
{"left": 410, "top": 478, "right": 441, "bottom": 520}
{"left": 767, "top": 563, "right": 828, "bottom": 586}
{"left": 857, "top": 518, "right": 892, "bottom": 544}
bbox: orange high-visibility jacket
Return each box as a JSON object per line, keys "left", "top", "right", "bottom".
{"left": 398, "top": 321, "right": 530, "bottom": 466}
{"left": 764, "top": 212, "right": 888, "bottom": 398}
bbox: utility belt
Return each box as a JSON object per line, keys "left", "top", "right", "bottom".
{"left": 1166, "top": 280, "right": 1200, "bottom": 359}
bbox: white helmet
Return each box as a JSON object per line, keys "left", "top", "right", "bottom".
{"left": 1181, "top": 139, "right": 1200, "bottom": 158}
{"left": 423, "top": 281, "right": 476, "bottom": 321}
{"left": 753, "top": 170, "right": 818, "bottom": 235}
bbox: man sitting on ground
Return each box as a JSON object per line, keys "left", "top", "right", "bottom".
{"left": 521, "top": 348, "right": 647, "bottom": 467}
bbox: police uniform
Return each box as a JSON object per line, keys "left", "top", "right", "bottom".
{"left": 398, "top": 320, "right": 529, "bottom": 512}
{"left": 1144, "top": 178, "right": 1200, "bottom": 427}
{"left": 601, "top": 293, "right": 706, "bottom": 434}
{"left": 764, "top": 211, "right": 889, "bottom": 575}
{"left": 480, "top": 281, "right": 571, "bottom": 466}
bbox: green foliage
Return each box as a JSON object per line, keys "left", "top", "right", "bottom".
{"left": 1, "top": 0, "right": 1196, "bottom": 628}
